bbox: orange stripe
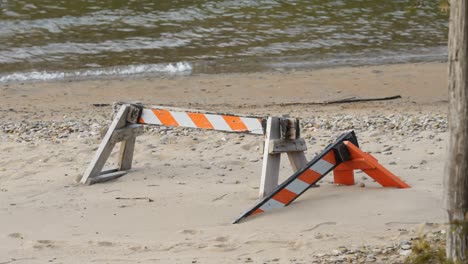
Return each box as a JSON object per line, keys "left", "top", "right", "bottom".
{"left": 298, "top": 169, "right": 322, "bottom": 184}
{"left": 187, "top": 113, "right": 214, "bottom": 129}
{"left": 273, "top": 189, "right": 297, "bottom": 204}
{"left": 222, "top": 116, "right": 248, "bottom": 131}
{"left": 152, "top": 109, "right": 178, "bottom": 126}
{"left": 138, "top": 117, "right": 146, "bottom": 124}
{"left": 322, "top": 151, "right": 336, "bottom": 165}
{"left": 251, "top": 208, "right": 264, "bottom": 215}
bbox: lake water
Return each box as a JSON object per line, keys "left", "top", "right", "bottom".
{"left": 0, "top": 0, "right": 449, "bottom": 82}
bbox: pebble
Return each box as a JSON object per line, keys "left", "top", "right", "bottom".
{"left": 399, "top": 249, "right": 412, "bottom": 256}
{"left": 365, "top": 254, "right": 376, "bottom": 262}
{"left": 382, "top": 146, "right": 393, "bottom": 152}
{"left": 400, "top": 244, "right": 411, "bottom": 250}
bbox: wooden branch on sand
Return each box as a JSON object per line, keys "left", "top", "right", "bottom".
{"left": 325, "top": 95, "right": 402, "bottom": 104}
{"left": 274, "top": 95, "right": 402, "bottom": 107}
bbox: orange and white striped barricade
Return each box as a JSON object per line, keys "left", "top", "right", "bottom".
{"left": 79, "top": 103, "right": 264, "bottom": 185}
{"left": 138, "top": 106, "right": 264, "bottom": 134}
{"left": 233, "top": 131, "right": 410, "bottom": 224}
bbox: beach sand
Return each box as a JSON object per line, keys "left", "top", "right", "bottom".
{"left": 0, "top": 62, "right": 448, "bottom": 263}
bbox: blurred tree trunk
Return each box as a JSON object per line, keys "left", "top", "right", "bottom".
{"left": 446, "top": 0, "right": 468, "bottom": 262}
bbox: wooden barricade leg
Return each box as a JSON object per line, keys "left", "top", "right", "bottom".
{"left": 79, "top": 104, "right": 143, "bottom": 185}
{"left": 287, "top": 151, "right": 308, "bottom": 172}
{"left": 259, "top": 117, "right": 281, "bottom": 198}
{"left": 259, "top": 117, "right": 308, "bottom": 198}
{"left": 119, "top": 137, "right": 136, "bottom": 171}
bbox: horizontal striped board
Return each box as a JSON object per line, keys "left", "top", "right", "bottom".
{"left": 138, "top": 108, "right": 263, "bottom": 135}
{"left": 233, "top": 131, "right": 358, "bottom": 224}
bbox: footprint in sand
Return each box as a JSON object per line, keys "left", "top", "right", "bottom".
{"left": 204, "top": 243, "right": 237, "bottom": 252}
{"left": 301, "top": 221, "right": 337, "bottom": 232}
{"left": 204, "top": 236, "right": 238, "bottom": 252}
{"left": 178, "top": 229, "right": 199, "bottom": 235}
{"left": 33, "top": 240, "right": 58, "bottom": 249}
{"left": 128, "top": 245, "right": 150, "bottom": 252}
{"left": 214, "top": 236, "right": 228, "bottom": 242}
{"left": 97, "top": 241, "right": 114, "bottom": 247}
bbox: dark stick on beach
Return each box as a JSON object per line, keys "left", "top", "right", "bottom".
{"left": 273, "top": 95, "right": 402, "bottom": 107}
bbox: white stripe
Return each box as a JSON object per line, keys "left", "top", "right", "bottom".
{"left": 310, "top": 159, "right": 334, "bottom": 175}
{"left": 170, "top": 111, "right": 196, "bottom": 128}
{"left": 259, "top": 198, "right": 285, "bottom": 212}
{"left": 285, "top": 179, "right": 310, "bottom": 195}
{"left": 241, "top": 117, "right": 263, "bottom": 134}
{"left": 205, "top": 114, "right": 232, "bottom": 131}
{"left": 140, "top": 109, "right": 161, "bottom": 125}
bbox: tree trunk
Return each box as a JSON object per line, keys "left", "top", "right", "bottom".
{"left": 446, "top": 0, "right": 468, "bottom": 262}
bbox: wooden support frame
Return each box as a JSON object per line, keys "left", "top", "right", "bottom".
{"left": 259, "top": 117, "right": 308, "bottom": 198}
{"left": 79, "top": 104, "right": 143, "bottom": 185}
{"left": 79, "top": 102, "right": 264, "bottom": 186}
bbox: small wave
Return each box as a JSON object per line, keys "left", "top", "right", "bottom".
{"left": 0, "top": 62, "right": 192, "bottom": 83}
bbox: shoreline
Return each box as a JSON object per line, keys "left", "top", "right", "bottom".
{"left": 0, "top": 47, "right": 448, "bottom": 84}
{"left": 0, "top": 62, "right": 449, "bottom": 263}
{"left": 0, "top": 62, "right": 448, "bottom": 121}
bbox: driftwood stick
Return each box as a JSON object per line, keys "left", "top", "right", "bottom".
{"left": 274, "top": 95, "right": 402, "bottom": 106}
{"left": 325, "top": 95, "right": 402, "bottom": 104}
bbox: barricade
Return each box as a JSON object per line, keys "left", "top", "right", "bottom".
{"left": 78, "top": 102, "right": 409, "bottom": 224}
{"left": 79, "top": 103, "right": 264, "bottom": 185}
{"left": 233, "top": 131, "right": 410, "bottom": 224}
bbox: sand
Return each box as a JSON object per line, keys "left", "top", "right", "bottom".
{"left": 0, "top": 62, "right": 449, "bottom": 263}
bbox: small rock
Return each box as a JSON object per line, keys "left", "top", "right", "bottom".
{"left": 399, "top": 249, "right": 411, "bottom": 256}
{"left": 365, "top": 254, "right": 376, "bottom": 262}
{"left": 382, "top": 146, "right": 393, "bottom": 152}
{"left": 400, "top": 244, "right": 411, "bottom": 250}
{"left": 331, "top": 249, "right": 341, "bottom": 256}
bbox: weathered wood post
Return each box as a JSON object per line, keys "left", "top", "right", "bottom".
{"left": 445, "top": 0, "right": 468, "bottom": 261}
{"left": 259, "top": 117, "right": 307, "bottom": 198}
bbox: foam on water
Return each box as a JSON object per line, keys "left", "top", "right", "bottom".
{"left": 0, "top": 62, "right": 192, "bottom": 83}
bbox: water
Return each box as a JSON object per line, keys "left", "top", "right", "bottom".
{"left": 0, "top": 0, "right": 448, "bottom": 82}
